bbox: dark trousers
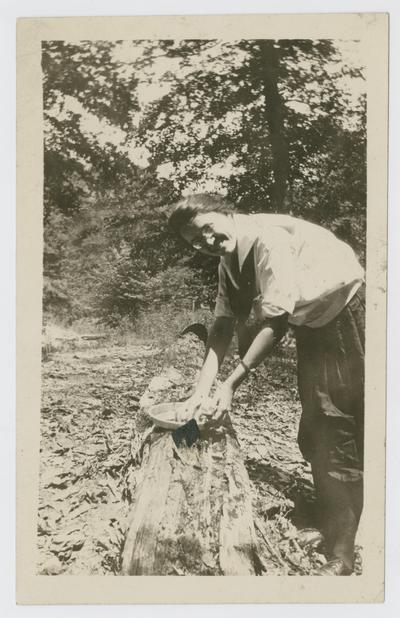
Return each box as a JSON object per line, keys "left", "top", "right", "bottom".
{"left": 294, "top": 287, "right": 365, "bottom": 483}
{"left": 294, "top": 287, "right": 365, "bottom": 559}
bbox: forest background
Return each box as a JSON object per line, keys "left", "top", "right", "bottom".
{"left": 42, "top": 38, "right": 366, "bottom": 339}
{"left": 37, "top": 38, "right": 368, "bottom": 576}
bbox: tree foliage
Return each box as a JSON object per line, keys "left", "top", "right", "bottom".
{"left": 42, "top": 38, "right": 366, "bottom": 327}
{"left": 42, "top": 41, "right": 185, "bottom": 324}
{"left": 137, "top": 39, "right": 365, "bottom": 223}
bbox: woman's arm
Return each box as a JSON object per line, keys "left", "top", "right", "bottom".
{"left": 183, "top": 316, "right": 235, "bottom": 416}
{"left": 228, "top": 324, "right": 276, "bottom": 388}
{"left": 231, "top": 315, "right": 287, "bottom": 388}
{"left": 212, "top": 315, "right": 288, "bottom": 420}
{"left": 197, "top": 316, "right": 235, "bottom": 390}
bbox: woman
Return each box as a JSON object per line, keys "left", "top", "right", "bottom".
{"left": 168, "top": 193, "right": 365, "bottom": 576}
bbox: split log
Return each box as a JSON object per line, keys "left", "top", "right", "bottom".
{"left": 121, "top": 330, "right": 262, "bottom": 576}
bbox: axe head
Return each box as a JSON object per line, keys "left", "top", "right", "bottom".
{"left": 178, "top": 322, "right": 208, "bottom": 345}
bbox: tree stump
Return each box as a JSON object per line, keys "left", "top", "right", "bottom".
{"left": 121, "top": 331, "right": 262, "bottom": 576}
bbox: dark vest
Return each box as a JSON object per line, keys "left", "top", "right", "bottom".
{"left": 225, "top": 245, "right": 257, "bottom": 321}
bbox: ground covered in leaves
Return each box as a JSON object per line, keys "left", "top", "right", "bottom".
{"left": 37, "top": 330, "right": 362, "bottom": 576}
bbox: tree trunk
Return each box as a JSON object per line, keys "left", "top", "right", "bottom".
{"left": 258, "top": 40, "right": 290, "bottom": 212}
{"left": 121, "top": 332, "right": 263, "bottom": 576}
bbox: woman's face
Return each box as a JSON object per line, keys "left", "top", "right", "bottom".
{"left": 181, "top": 212, "right": 237, "bottom": 256}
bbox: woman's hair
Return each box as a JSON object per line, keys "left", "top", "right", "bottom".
{"left": 168, "top": 193, "right": 234, "bottom": 235}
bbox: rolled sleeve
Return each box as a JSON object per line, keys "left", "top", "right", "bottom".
{"left": 214, "top": 261, "right": 236, "bottom": 318}
{"left": 254, "top": 232, "right": 297, "bottom": 319}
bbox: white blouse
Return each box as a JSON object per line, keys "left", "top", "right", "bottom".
{"left": 214, "top": 214, "right": 364, "bottom": 328}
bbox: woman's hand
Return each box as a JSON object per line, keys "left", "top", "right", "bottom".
{"left": 181, "top": 390, "right": 210, "bottom": 421}
{"left": 210, "top": 381, "right": 235, "bottom": 424}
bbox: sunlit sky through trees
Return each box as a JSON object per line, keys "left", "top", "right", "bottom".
{"left": 44, "top": 39, "right": 366, "bottom": 195}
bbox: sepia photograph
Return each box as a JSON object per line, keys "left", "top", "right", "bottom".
{"left": 16, "top": 12, "right": 388, "bottom": 604}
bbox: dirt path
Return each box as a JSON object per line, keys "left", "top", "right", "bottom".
{"left": 37, "top": 338, "right": 362, "bottom": 576}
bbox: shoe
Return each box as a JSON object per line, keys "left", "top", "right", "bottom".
{"left": 315, "top": 558, "right": 352, "bottom": 576}
{"left": 297, "top": 528, "right": 324, "bottom": 549}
